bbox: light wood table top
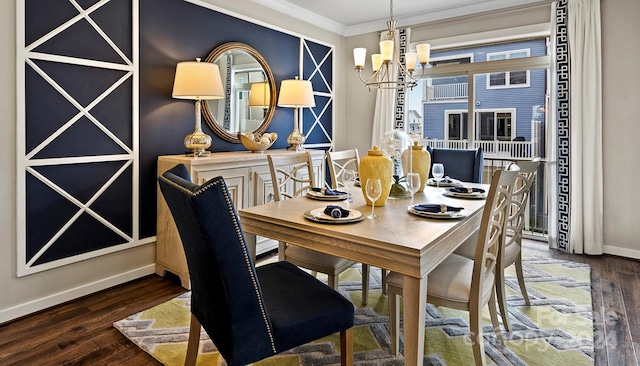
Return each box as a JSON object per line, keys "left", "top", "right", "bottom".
{"left": 239, "top": 184, "right": 489, "bottom": 366}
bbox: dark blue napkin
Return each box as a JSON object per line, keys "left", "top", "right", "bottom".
{"left": 449, "top": 186, "right": 485, "bottom": 194}
{"left": 312, "top": 187, "right": 348, "bottom": 196}
{"left": 439, "top": 178, "right": 454, "bottom": 184}
{"left": 413, "top": 204, "right": 463, "bottom": 213}
{"left": 324, "top": 205, "right": 350, "bottom": 218}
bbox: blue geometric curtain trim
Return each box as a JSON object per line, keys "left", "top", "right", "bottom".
{"left": 555, "top": 0, "right": 571, "bottom": 252}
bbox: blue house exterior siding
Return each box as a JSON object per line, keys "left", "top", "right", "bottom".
{"left": 422, "top": 39, "right": 547, "bottom": 141}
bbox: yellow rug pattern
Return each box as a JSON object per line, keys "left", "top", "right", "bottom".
{"left": 114, "top": 257, "right": 594, "bottom": 365}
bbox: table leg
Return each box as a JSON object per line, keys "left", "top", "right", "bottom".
{"left": 244, "top": 232, "right": 257, "bottom": 262}
{"left": 402, "top": 274, "right": 427, "bottom": 366}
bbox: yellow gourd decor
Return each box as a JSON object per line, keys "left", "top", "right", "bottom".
{"left": 359, "top": 145, "right": 393, "bottom": 206}
{"left": 401, "top": 141, "right": 431, "bottom": 192}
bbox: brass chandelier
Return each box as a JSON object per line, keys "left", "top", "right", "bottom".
{"left": 353, "top": 0, "right": 431, "bottom": 90}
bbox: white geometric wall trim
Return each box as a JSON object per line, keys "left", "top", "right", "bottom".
{"left": 300, "top": 38, "right": 334, "bottom": 149}
{"left": 17, "top": 0, "right": 140, "bottom": 276}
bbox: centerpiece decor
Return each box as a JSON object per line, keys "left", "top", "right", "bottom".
{"left": 380, "top": 129, "right": 412, "bottom": 198}
{"left": 359, "top": 145, "right": 392, "bottom": 206}
{"left": 401, "top": 141, "right": 431, "bottom": 192}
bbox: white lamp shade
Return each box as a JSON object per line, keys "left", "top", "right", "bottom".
{"left": 405, "top": 52, "right": 417, "bottom": 71}
{"left": 248, "top": 81, "right": 271, "bottom": 107}
{"left": 416, "top": 43, "right": 431, "bottom": 64}
{"left": 277, "top": 79, "right": 315, "bottom": 108}
{"left": 371, "top": 54, "right": 383, "bottom": 72}
{"left": 380, "top": 40, "right": 394, "bottom": 62}
{"left": 172, "top": 60, "right": 224, "bottom": 100}
{"left": 354, "top": 47, "right": 367, "bottom": 68}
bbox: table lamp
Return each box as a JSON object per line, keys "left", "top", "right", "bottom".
{"left": 248, "top": 80, "right": 271, "bottom": 109}
{"left": 277, "top": 76, "right": 315, "bottom": 151}
{"left": 172, "top": 58, "right": 224, "bottom": 156}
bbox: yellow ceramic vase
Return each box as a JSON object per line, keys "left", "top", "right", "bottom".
{"left": 401, "top": 141, "right": 431, "bottom": 193}
{"left": 359, "top": 145, "right": 393, "bottom": 206}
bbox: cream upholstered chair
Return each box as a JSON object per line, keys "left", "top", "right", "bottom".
{"left": 495, "top": 158, "right": 541, "bottom": 331}
{"left": 326, "top": 148, "right": 360, "bottom": 190}
{"left": 326, "top": 148, "right": 386, "bottom": 300}
{"left": 453, "top": 158, "right": 541, "bottom": 332}
{"left": 386, "top": 168, "right": 518, "bottom": 365}
{"left": 267, "top": 152, "right": 368, "bottom": 304}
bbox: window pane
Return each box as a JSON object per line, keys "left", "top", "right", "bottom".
{"left": 479, "top": 112, "right": 494, "bottom": 140}
{"left": 490, "top": 73, "right": 505, "bottom": 86}
{"left": 496, "top": 112, "right": 512, "bottom": 141}
{"left": 510, "top": 71, "right": 527, "bottom": 85}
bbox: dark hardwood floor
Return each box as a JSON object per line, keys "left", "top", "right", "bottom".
{"left": 0, "top": 240, "right": 638, "bottom": 365}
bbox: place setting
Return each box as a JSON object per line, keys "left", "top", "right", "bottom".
{"left": 407, "top": 203, "right": 468, "bottom": 219}
{"left": 306, "top": 187, "right": 350, "bottom": 201}
{"left": 443, "top": 185, "right": 487, "bottom": 199}
{"left": 304, "top": 204, "right": 364, "bottom": 224}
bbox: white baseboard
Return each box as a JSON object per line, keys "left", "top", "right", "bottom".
{"left": 0, "top": 264, "right": 156, "bottom": 325}
{"left": 604, "top": 245, "right": 640, "bottom": 260}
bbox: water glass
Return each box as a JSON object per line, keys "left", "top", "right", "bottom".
{"left": 365, "top": 178, "right": 382, "bottom": 219}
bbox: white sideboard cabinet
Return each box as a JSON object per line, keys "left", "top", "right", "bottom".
{"left": 156, "top": 149, "right": 325, "bottom": 288}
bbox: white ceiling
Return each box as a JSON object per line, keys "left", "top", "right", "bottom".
{"left": 252, "top": 0, "right": 547, "bottom": 36}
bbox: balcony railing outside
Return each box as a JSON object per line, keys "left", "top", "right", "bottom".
{"left": 416, "top": 138, "right": 548, "bottom": 240}
{"left": 425, "top": 83, "right": 468, "bottom": 101}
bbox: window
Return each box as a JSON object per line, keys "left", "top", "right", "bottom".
{"left": 486, "top": 49, "right": 530, "bottom": 89}
{"left": 477, "top": 110, "right": 515, "bottom": 141}
{"left": 445, "top": 111, "right": 468, "bottom": 140}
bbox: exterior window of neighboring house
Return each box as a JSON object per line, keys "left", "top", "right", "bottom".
{"left": 477, "top": 110, "right": 515, "bottom": 141}
{"left": 486, "top": 49, "right": 530, "bottom": 89}
{"left": 445, "top": 111, "right": 468, "bottom": 140}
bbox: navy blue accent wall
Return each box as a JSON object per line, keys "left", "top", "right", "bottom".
{"left": 139, "top": 0, "right": 302, "bottom": 237}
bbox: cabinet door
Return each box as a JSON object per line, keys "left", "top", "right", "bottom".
{"left": 194, "top": 167, "right": 249, "bottom": 209}
{"left": 252, "top": 165, "right": 275, "bottom": 206}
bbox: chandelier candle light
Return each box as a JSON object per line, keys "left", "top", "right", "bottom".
{"left": 277, "top": 76, "right": 315, "bottom": 151}
{"left": 172, "top": 58, "right": 224, "bottom": 156}
{"left": 353, "top": 0, "right": 431, "bottom": 90}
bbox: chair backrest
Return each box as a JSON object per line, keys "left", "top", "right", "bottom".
{"left": 158, "top": 164, "right": 276, "bottom": 365}
{"left": 267, "top": 152, "right": 316, "bottom": 201}
{"left": 427, "top": 147, "right": 484, "bottom": 183}
{"left": 326, "top": 148, "right": 360, "bottom": 189}
{"left": 504, "top": 158, "right": 541, "bottom": 248}
{"left": 471, "top": 168, "right": 518, "bottom": 302}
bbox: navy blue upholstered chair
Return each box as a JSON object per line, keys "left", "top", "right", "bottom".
{"left": 158, "top": 164, "right": 354, "bottom": 366}
{"left": 427, "top": 147, "right": 484, "bottom": 183}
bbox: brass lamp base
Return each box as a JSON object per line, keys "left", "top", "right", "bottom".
{"left": 184, "top": 130, "right": 212, "bottom": 157}
{"left": 287, "top": 129, "right": 305, "bottom": 151}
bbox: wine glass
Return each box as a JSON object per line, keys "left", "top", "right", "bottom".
{"left": 405, "top": 172, "right": 421, "bottom": 204}
{"left": 432, "top": 163, "right": 445, "bottom": 191}
{"left": 342, "top": 169, "right": 357, "bottom": 203}
{"left": 365, "top": 178, "right": 382, "bottom": 220}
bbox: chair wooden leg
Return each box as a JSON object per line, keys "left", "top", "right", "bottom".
{"left": 488, "top": 289, "right": 504, "bottom": 345}
{"left": 340, "top": 327, "right": 354, "bottom": 366}
{"left": 184, "top": 314, "right": 201, "bottom": 366}
{"left": 469, "top": 308, "right": 486, "bottom": 366}
{"left": 388, "top": 292, "right": 401, "bottom": 356}
{"left": 514, "top": 255, "right": 531, "bottom": 305}
{"left": 381, "top": 268, "right": 388, "bottom": 295}
{"left": 328, "top": 274, "right": 337, "bottom": 290}
{"left": 495, "top": 267, "right": 511, "bottom": 332}
{"left": 361, "top": 264, "right": 370, "bottom": 306}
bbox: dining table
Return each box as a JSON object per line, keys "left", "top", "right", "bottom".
{"left": 238, "top": 182, "right": 489, "bottom": 366}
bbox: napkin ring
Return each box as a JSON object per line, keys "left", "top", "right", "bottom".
{"left": 330, "top": 208, "right": 342, "bottom": 218}
{"left": 440, "top": 204, "right": 447, "bottom": 213}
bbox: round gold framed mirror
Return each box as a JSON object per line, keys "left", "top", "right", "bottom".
{"left": 202, "top": 42, "right": 277, "bottom": 143}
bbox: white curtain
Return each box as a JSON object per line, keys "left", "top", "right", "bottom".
{"left": 549, "top": 0, "right": 603, "bottom": 254}
{"left": 568, "top": 0, "right": 603, "bottom": 254}
{"left": 371, "top": 31, "right": 399, "bottom": 147}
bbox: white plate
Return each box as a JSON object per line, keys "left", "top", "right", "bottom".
{"left": 444, "top": 191, "right": 487, "bottom": 200}
{"left": 306, "top": 190, "right": 349, "bottom": 201}
{"left": 407, "top": 206, "right": 468, "bottom": 219}
{"left": 426, "top": 178, "right": 462, "bottom": 187}
{"left": 304, "top": 207, "right": 364, "bottom": 224}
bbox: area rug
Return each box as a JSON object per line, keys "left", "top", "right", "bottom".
{"left": 114, "top": 257, "right": 594, "bottom": 365}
